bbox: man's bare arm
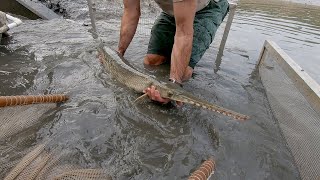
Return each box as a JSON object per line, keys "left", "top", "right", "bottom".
{"left": 118, "top": 0, "right": 140, "bottom": 56}
{"left": 143, "top": 0, "right": 196, "bottom": 105}
{"left": 170, "top": 0, "right": 197, "bottom": 83}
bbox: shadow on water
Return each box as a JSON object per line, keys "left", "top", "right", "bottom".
{"left": 1, "top": 0, "right": 319, "bottom": 179}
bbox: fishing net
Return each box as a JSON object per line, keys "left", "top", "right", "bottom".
{"left": 0, "top": 104, "right": 56, "bottom": 140}
{"left": 0, "top": 95, "right": 108, "bottom": 180}
{"left": 0, "top": 95, "right": 68, "bottom": 140}
{"left": 258, "top": 41, "right": 320, "bottom": 180}
{"left": 2, "top": 143, "right": 112, "bottom": 180}
{"left": 0, "top": 97, "right": 210, "bottom": 180}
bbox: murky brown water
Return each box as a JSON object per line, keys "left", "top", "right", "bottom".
{"left": 1, "top": 0, "right": 319, "bottom": 179}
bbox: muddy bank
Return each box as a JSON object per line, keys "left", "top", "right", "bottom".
{"left": 37, "top": 0, "right": 160, "bottom": 20}
{"left": 37, "top": 0, "right": 319, "bottom": 21}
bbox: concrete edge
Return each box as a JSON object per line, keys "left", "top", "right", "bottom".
{"left": 16, "top": 0, "right": 60, "bottom": 20}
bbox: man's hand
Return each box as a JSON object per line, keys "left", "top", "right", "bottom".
{"left": 143, "top": 86, "right": 183, "bottom": 106}
{"left": 116, "top": 49, "right": 125, "bottom": 57}
{"left": 143, "top": 86, "right": 170, "bottom": 104}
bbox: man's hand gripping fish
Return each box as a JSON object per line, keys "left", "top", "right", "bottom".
{"left": 98, "top": 44, "right": 250, "bottom": 121}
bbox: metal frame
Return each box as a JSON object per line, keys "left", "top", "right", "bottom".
{"left": 215, "top": 3, "right": 237, "bottom": 72}
{"left": 216, "top": 3, "right": 237, "bottom": 58}
{"left": 258, "top": 40, "right": 320, "bottom": 114}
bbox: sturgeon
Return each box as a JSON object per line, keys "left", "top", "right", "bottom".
{"left": 98, "top": 45, "right": 250, "bottom": 121}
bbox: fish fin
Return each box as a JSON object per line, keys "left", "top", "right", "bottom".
{"left": 134, "top": 93, "right": 148, "bottom": 104}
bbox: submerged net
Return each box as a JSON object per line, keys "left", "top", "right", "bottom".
{"left": 259, "top": 46, "right": 320, "bottom": 180}
{"left": 0, "top": 95, "right": 68, "bottom": 140}
{"left": 1, "top": 125, "right": 210, "bottom": 180}
{"left": 0, "top": 104, "right": 56, "bottom": 140}
{"left": 2, "top": 143, "right": 112, "bottom": 180}
{"left": 0, "top": 95, "right": 93, "bottom": 180}
{"left": 0, "top": 96, "right": 113, "bottom": 179}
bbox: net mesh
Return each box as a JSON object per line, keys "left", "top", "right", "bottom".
{"left": 2, "top": 142, "right": 112, "bottom": 180}
{"left": 0, "top": 95, "right": 109, "bottom": 180}
{"left": 0, "top": 104, "right": 56, "bottom": 140}
{"left": 259, "top": 48, "right": 320, "bottom": 180}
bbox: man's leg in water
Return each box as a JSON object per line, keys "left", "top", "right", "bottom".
{"left": 144, "top": 0, "right": 229, "bottom": 81}
{"left": 144, "top": 54, "right": 166, "bottom": 66}
{"left": 144, "top": 0, "right": 229, "bottom": 103}
{"left": 143, "top": 12, "right": 189, "bottom": 104}
{"left": 188, "top": 0, "right": 229, "bottom": 71}
{"left": 144, "top": 11, "right": 194, "bottom": 81}
{"left": 144, "top": 12, "right": 174, "bottom": 67}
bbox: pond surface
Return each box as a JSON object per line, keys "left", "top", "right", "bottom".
{"left": 1, "top": 0, "right": 319, "bottom": 179}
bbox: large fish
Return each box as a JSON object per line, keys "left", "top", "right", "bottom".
{"left": 98, "top": 44, "right": 249, "bottom": 121}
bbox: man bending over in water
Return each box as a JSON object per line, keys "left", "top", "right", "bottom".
{"left": 117, "top": 0, "right": 229, "bottom": 104}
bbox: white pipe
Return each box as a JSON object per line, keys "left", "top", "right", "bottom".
{"left": 5, "top": 14, "right": 23, "bottom": 29}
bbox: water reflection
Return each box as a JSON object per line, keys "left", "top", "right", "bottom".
{"left": 231, "top": 0, "right": 320, "bottom": 82}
